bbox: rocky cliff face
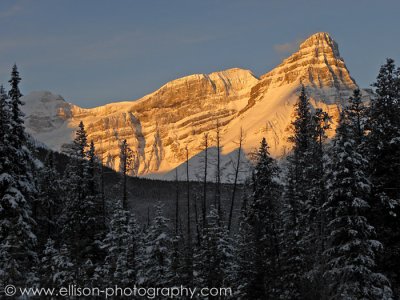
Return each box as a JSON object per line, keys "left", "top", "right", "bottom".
{"left": 23, "top": 68, "right": 259, "bottom": 177}
{"left": 22, "top": 32, "right": 362, "bottom": 181}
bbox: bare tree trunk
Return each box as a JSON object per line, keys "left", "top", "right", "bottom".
{"left": 175, "top": 169, "right": 179, "bottom": 235}
{"left": 122, "top": 164, "right": 127, "bottom": 210}
{"left": 202, "top": 133, "right": 208, "bottom": 228}
{"left": 100, "top": 147, "right": 106, "bottom": 226}
{"left": 228, "top": 127, "right": 244, "bottom": 232}
{"left": 186, "top": 147, "right": 191, "bottom": 241}
{"left": 120, "top": 140, "right": 128, "bottom": 210}
{"left": 215, "top": 120, "right": 221, "bottom": 217}
{"left": 185, "top": 146, "right": 193, "bottom": 284}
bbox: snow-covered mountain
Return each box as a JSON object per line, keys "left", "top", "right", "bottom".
{"left": 22, "top": 32, "right": 362, "bottom": 181}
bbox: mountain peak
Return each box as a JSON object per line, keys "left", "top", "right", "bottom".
{"left": 299, "top": 32, "right": 340, "bottom": 58}
{"left": 255, "top": 31, "right": 356, "bottom": 102}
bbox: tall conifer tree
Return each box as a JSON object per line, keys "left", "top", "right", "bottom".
{"left": 324, "top": 108, "right": 393, "bottom": 299}
{"left": 0, "top": 65, "right": 38, "bottom": 286}
{"left": 61, "top": 121, "right": 98, "bottom": 281}
{"left": 238, "top": 138, "right": 282, "bottom": 299}
{"left": 367, "top": 58, "right": 400, "bottom": 294}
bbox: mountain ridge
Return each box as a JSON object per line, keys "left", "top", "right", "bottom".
{"left": 22, "top": 32, "right": 363, "bottom": 181}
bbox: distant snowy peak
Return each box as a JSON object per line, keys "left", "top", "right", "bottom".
{"left": 23, "top": 91, "right": 74, "bottom": 132}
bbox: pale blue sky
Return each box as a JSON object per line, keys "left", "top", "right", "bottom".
{"left": 1, "top": 0, "right": 399, "bottom": 107}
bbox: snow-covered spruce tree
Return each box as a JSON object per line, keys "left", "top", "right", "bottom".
{"left": 0, "top": 85, "right": 10, "bottom": 194}
{"left": 86, "top": 140, "right": 107, "bottom": 251}
{"left": 119, "top": 139, "right": 134, "bottom": 210}
{"left": 282, "top": 85, "right": 332, "bottom": 298}
{"left": 36, "top": 153, "right": 63, "bottom": 247}
{"left": 346, "top": 88, "right": 367, "bottom": 147}
{"left": 169, "top": 227, "right": 185, "bottom": 287}
{"left": 61, "top": 121, "right": 99, "bottom": 282}
{"left": 306, "top": 107, "right": 331, "bottom": 297}
{"left": 281, "top": 85, "right": 315, "bottom": 298}
{"left": 194, "top": 206, "right": 235, "bottom": 294}
{"left": 323, "top": 109, "right": 393, "bottom": 299}
{"left": 0, "top": 85, "right": 9, "bottom": 149}
{"left": 40, "top": 239, "right": 75, "bottom": 288}
{"left": 87, "top": 140, "right": 98, "bottom": 198}
{"left": 234, "top": 189, "right": 255, "bottom": 299}
{"left": 100, "top": 200, "right": 141, "bottom": 286}
{"left": 238, "top": 138, "right": 282, "bottom": 299}
{"left": 137, "top": 202, "right": 172, "bottom": 287}
{"left": 0, "top": 65, "right": 38, "bottom": 287}
{"left": 366, "top": 58, "right": 400, "bottom": 293}
{"left": 9, "top": 65, "right": 25, "bottom": 149}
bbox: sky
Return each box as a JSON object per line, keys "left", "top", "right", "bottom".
{"left": 0, "top": 0, "right": 400, "bottom": 108}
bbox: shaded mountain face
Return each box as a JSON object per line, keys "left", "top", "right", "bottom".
{"left": 22, "top": 32, "right": 361, "bottom": 182}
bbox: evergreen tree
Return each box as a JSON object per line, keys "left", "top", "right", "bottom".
{"left": 0, "top": 85, "right": 9, "bottom": 151}
{"left": 86, "top": 140, "right": 106, "bottom": 248}
{"left": 36, "top": 153, "right": 62, "bottom": 247}
{"left": 101, "top": 201, "right": 140, "bottom": 286}
{"left": 347, "top": 88, "right": 367, "bottom": 146}
{"left": 8, "top": 65, "right": 24, "bottom": 148}
{"left": 288, "top": 85, "right": 313, "bottom": 157}
{"left": 282, "top": 86, "right": 331, "bottom": 298}
{"left": 72, "top": 121, "right": 88, "bottom": 159}
{"left": 0, "top": 65, "right": 38, "bottom": 287}
{"left": 280, "top": 163, "right": 305, "bottom": 299}
{"left": 119, "top": 139, "right": 134, "bottom": 210}
{"left": 281, "top": 86, "right": 314, "bottom": 298}
{"left": 0, "top": 85, "right": 10, "bottom": 199}
{"left": 138, "top": 203, "right": 171, "bottom": 287}
{"left": 195, "top": 206, "right": 235, "bottom": 297}
{"left": 61, "top": 121, "right": 98, "bottom": 282}
{"left": 324, "top": 110, "right": 393, "bottom": 299}
{"left": 87, "top": 141, "right": 98, "bottom": 198}
{"left": 169, "top": 228, "right": 185, "bottom": 286}
{"left": 235, "top": 191, "right": 255, "bottom": 299}
{"left": 307, "top": 108, "right": 331, "bottom": 297}
{"left": 240, "top": 138, "right": 282, "bottom": 299}
{"left": 40, "top": 239, "right": 75, "bottom": 288}
{"left": 366, "top": 58, "right": 400, "bottom": 294}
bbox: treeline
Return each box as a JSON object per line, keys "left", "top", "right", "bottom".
{"left": 0, "top": 59, "right": 399, "bottom": 299}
